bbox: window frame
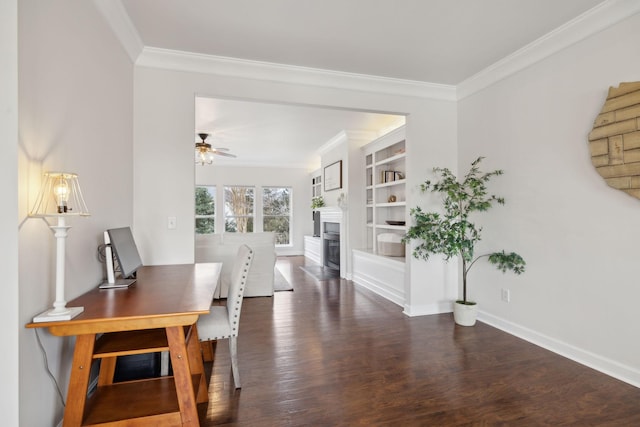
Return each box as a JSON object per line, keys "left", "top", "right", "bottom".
{"left": 262, "top": 186, "right": 292, "bottom": 246}
{"left": 194, "top": 185, "right": 216, "bottom": 234}
{"left": 224, "top": 185, "right": 255, "bottom": 233}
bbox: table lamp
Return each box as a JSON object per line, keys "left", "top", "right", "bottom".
{"left": 30, "top": 172, "right": 90, "bottom": 322}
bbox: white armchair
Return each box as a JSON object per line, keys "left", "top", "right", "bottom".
{"left": 195, "top": 232, "right": 276, "bottom": 298}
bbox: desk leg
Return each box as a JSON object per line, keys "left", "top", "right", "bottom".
{"left": 167, "top": 326, "right": 199, "bottom": 426}
{"left": 97, "top": 357, "right": 116, "bottom": 386}
{"left": 63, "top": 334, "right": 95, "bottom": 427}
{"left": 186, "top": 324, "right": 209, "bottom": 403}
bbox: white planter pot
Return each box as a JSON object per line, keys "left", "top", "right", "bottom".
{"left": 453, "top": 301, "right": 477, "bottom": 326}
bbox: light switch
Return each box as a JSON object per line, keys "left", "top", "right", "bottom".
{"left": 168, "top": 216, "right": 177, "bottom": 229}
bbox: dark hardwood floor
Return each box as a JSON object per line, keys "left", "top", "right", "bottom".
{"left": 199, "top": 256, "right": 640, "bottom": 426}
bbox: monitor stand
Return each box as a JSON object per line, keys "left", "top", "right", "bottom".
{"left": 99, "top": 278, "right": 136, "bottom": 289}
{"left": 99, "top": 231, "right": 136, "bottom": 289}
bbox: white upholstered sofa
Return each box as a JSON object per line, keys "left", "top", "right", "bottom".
{"left": 195, "top": 232, "right": 276, "bottom": 298}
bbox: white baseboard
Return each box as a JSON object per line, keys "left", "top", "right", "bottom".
{"left": 353, "top": 276, "right": 404, "bottom": 307}
{"left": 478, "top": 310, "right": 640, "bottom": 389}
{"left": 403, "top": 301, "right": 452, "bottom": 317}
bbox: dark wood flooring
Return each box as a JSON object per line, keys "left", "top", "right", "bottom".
{"left": 199, "top": 256, "right": 640, "bottom": 426}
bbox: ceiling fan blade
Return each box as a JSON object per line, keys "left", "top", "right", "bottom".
{"left": 211, "top": 147, "right": 230, "bottom": 151}
{"left": 213, "top": 151, "right": 237, "bottom": 158}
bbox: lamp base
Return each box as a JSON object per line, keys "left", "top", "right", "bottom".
{"left": 32, "top": 306, "right": 84, "bottom": 323}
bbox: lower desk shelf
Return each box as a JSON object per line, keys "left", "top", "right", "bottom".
{"left": 93, "top": 329, "right": 169, "bottom": 357}
{"left": 82, "top": 374, "right": 201, "bottom": 426}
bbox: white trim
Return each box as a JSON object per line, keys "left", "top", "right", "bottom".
{"left": 92, "top": 0, "right": 143, "bottom": 62}
{"left": 316, "top": 130, "right": 377, "bottom": 157}
{"left": 478, "top": 310, "right": 640, "bottom": 389}
{"left": 457, "top": 0, "right": 640, "bottom": 99}
{"left": 95, "top": 1, "right": 639, "bottom": 102}
{"left": 403, "top": 301, "right": 453, "bottom": 317}
{"left": 211, "top": 159, "right": 309, "bottom": 169}
{"left": 353, "top": 276, "right": 403, "bottom": 307}
{"left": 319, "top": 207, "right": 346, "bottom": 278}
{"left": 136, "top": 47, "right": 457, "bottom": 101}
{"left": 352, "top": 249, "right": 405, "bottom": 307}
{"left": 316, "top": 131, "right": 348, "bottom": 157}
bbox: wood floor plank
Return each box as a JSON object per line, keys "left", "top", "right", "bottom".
{"left": 199, "top": 256, "right": 640, "bottom": 426}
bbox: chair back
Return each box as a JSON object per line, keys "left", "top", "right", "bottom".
{"left": 226, "top": 244, "right": 254, "bottom": 335}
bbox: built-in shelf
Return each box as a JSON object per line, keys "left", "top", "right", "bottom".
{"left": 362, "top": 125, "right": 407, "bottom": 257}
{"left": 376, "top": 201, "right": 406, "bottom": 207}
{"left": 376, "top": 224, "right": 407, "bottom": 231}
{"left": 376, "top": 179, "right": 406, "bottom": 189}
{"left": 311, "top": 170, "right": 322, "bottom": 198}
{"left": 375, "top": 152, "right": 406, "bottom": 166}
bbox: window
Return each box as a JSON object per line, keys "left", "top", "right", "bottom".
{"left": 195, "top": 186, "right": 215, "bottom": 234}
{"left": 224, "top": 186, "right": 254, "bottom": 232}
{"left": 263, "top": 187, "right": 291, "bottom": 245}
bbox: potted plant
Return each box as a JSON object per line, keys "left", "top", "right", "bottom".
{"left": 311, "top": 196, "right": 325, "bottom": 210}
{"left": 403, "top": 157, "right": 525, "bottom": 326}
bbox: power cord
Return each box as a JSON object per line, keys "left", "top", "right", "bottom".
{"left": 97, "top": 243, "right": 122, "bottom": 274}
{"left": 96, "top": 243, "right": 109, "bottom": 263}
{"left": 34, "top": 329, "right": 66, "bottom": 408}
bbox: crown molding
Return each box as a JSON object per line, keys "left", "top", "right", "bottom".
{"left": 136, "top": 47, "right": 457, "bottom": 101}
{"left": 316, "top": 130, "right": 378, "bottom": 157}
{"left": 457, "top": 0, "right": 640, "bottom": 100}
{"left": 208, "top": 160, "right": 310, "bottom": 169}
{"left": 96, "top": 0, "right": 640, "bottom": 103}
{"left": 93, "top": 0, "right": 143, "bottom": 62}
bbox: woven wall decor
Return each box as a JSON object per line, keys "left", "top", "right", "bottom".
{"left": 589, "top": 82, "right": 640, "bottom": 198}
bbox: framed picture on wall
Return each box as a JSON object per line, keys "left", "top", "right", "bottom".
{"left": 324, "top": 160, "right": 342, "bottom": 191}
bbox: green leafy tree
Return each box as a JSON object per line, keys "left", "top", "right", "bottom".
{"left": 404, "top": 157, "right": 525, "bottom": 305}
{"left": 195, "top": 187, "right": 215, "bottom": 234}
{"left": 263, "top": 187, "right": 291, "bottom": 244}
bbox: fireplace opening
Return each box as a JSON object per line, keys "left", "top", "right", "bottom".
{"left": 323, "top": 222, "right": 340, "bottom": 271}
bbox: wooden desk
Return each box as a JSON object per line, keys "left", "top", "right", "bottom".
{"left": 27, "top": 263, "right": 222, "bottom": 427}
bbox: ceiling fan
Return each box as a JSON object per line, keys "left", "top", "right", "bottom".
{"left": 195, "top": 132, "right": 237, "bottom": 165}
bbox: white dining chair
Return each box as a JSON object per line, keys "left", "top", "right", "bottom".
{"left": 198, "top": 244, "right": 253, "bottom": 388}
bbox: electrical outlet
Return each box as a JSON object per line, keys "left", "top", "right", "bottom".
{"left": 168, "top": 216, "right": 177, "bottom": 230}
{"left": 501, "top": 288, "right": 510, "bottom": 302}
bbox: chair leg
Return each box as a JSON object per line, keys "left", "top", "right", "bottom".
{"left": 201, "top": 340, "right": 215, "bottom": 363}
{"left": 229, "top": 336, "right": 241, "bottom": 389}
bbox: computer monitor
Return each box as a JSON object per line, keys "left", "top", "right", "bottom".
{"left": 108, "top": 227, "right": 143, "bottom": 279}
{"left": 99, "top": 227, "right": 143, "bottom": 289}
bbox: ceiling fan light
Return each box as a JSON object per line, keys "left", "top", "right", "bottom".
{"left": 194, "top": 133, "right": 235, "bottom": 165}
{"left": 195, "top": 146, "right": 214, "bottom": 165}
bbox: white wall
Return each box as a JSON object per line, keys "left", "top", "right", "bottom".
{"left": 196, "top": 165, "right": 311, "bottom": 255}
{"left": 458, "top": 12, "right": 640, "bottom": 385}
{"left": 132, "top": 65, "right": 458, "bottom": 313}
{"left": 18, "top": 1, "right": 134, "bottom": 425}
{"left": 319, "top": 135, "right": 349, "bottom": 208}
{"left": 1, "top": 0, "right": 19, "bottom": 424}
{"left": 404, "top": 105, "right": 459, "bottom": 316}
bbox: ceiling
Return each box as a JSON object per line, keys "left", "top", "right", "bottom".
{"left": 120, "top": 0, "right": 607, "bottom": 168}
{"left": 195, "top": 97, "right": 404, "bottom": 169}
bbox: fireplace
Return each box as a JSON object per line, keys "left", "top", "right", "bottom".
{"left": 319, "top": 207, "right": 345, "bottom": 278}
{"left": 323, "top": 222, "right": 340, "bottom": 271}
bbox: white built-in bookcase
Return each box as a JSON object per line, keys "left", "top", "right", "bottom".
{"left": 363, "top": 125, "right": 407, "bottom": 258}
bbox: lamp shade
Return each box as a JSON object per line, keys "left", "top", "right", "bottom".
{"left": 30, "top": 172, "right": 90, "bottom": 217}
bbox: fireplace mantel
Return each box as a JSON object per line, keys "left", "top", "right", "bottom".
{"left": 318, "top": 206, "right": 343, "bottom": 223}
